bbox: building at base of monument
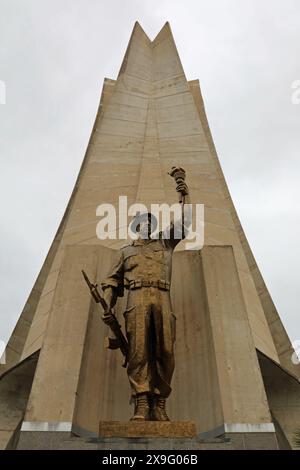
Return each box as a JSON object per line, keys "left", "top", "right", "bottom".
{"left": 1, "top": 22, "right": 300, "bottom": 450}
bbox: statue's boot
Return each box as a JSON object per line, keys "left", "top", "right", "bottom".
{"left": 131, "top": 393, "right": 150, "bottom": 421}
{"left": 151, "top": 396, "right": 170, "bottom": 421}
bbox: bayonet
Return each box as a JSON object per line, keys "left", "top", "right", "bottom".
{"left": 81, "top": 270, "right": 129, "bottom": 367}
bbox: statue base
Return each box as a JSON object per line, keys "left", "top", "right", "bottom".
{"left": 98, "top": 420, "right": 197, "bottom": 438}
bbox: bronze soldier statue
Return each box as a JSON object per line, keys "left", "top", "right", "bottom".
{"left": 101, "top": 167, "right": 191, "bottom": 421}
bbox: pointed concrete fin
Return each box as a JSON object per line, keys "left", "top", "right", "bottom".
{"left": 152, "top": 21, "right": 173, "bottom": 46}
{"left": 117, "top": 21, "right": 151, "bottom": 78}
{"left": 133, "top": 21, "right": 151, "bottom": 42}
{"left": 152, "top": 21, "right": 186, "bottom": 80}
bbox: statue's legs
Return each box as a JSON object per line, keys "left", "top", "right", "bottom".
{"left": 124, "top": 287, "right": 176, "bottom": 420}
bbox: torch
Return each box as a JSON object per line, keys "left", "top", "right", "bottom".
{"left": 168, "top": 166, "right": 187, "bottom": 237}
{"left": 168, "top": 166, "right": 187, "bottom": 205}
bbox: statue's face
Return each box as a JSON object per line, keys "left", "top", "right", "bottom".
{"left": 139, "top": 219, "right": 152, "bottom": 239}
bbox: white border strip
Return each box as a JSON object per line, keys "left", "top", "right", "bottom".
{"left": 224, "top": 423, "right": 275, "bottom": 433}
{"left": 21, "top": 421, "right": 72, "bottom": 432}
{"left": 21, "top": 421, "right": 275, "bottom": 435}
{"left": 199, "top": 422, "right": 275, "bottom": 439}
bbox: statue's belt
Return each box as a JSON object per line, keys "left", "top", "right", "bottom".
{"left": 127, "top": 279, "right": 170, "bottom": 291}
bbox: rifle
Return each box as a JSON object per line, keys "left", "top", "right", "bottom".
{"left": 81, "top": 270, "right": 129, "bottom": 368}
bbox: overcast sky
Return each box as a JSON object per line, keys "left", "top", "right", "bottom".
{"left": 0, "top": 0, "right": 299, "bottom": 356}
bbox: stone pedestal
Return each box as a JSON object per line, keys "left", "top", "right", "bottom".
{"left": 98, "top": 421, "right": 197, "bottom": 438}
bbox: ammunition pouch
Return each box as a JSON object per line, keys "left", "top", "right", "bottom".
{"left": 128, "top": 279, "right": 170, "bottom": 291}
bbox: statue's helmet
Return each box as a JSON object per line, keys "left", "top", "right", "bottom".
{"left": 130, "top": 211, "right": 158, "bottom": 235}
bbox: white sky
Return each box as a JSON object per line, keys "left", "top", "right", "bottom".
{"left": 0, "top": 0, "right": 299, "bottom": 355}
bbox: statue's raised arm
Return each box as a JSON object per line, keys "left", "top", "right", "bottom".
{"left": 161, "top": 167, "right": 192, "bottom": 247}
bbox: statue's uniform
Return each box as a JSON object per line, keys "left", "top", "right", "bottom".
{"left": 101, "top": 228, "right": 182, "bottom": 398}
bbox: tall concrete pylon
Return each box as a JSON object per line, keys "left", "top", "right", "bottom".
{"left": 0, "top": 22, "right": 299, "bottom": 450}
